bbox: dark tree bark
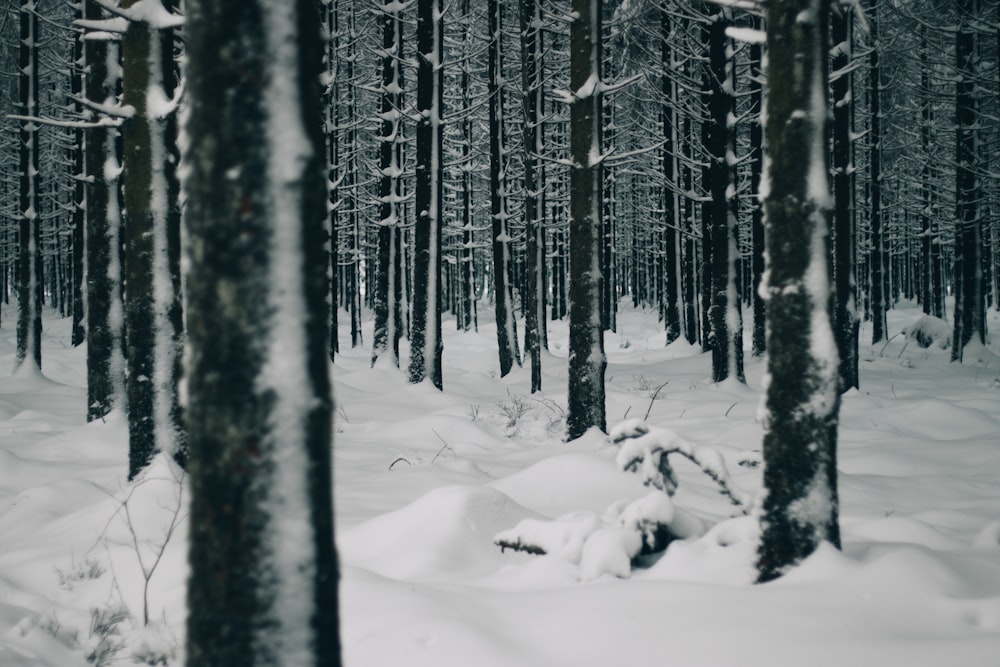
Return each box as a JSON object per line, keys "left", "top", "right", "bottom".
{"left": 410, "top": 0, "right": 444, "bottom": 389}
{"left": 682, "top": 114, "right": 699, "bottom": 346}
{"left": 489, "top": 0, "right": 521, "bottom": 378}
{"left": 521, "top": 0, "right": 546, "bottom": 393}
{"left": 121, "top": 0, "right": 186, "bottom": 479}
{"left": 749, "top": 16, "right": 766, "bottom": 357}
{"left": 371, "top": 1, "right": 405, "bottom": 369}
{"left": 185, "top": 0, "right": 341, "bottom": 665}
{"left": 71, "top": 12, "right": 87, "bottom": 349}
{"left": 661, "top": 7, "right": 681, "bottom": 346}
{"left": 15, "top": 0, "right": 43, "bottom": 373}
{"left": 757, "top": 0, "right": 841, "bottom": 583}
{"left": 831, "top": 2, "right": 858, "bottom": 391}
{"left": 706, "top": 7, "right": 744, "bottom": 384}
{"left": 868, "top": 0, "right": 886, "bottom": 344}
{"left": 951, "top": 0, "right": 986, "bottom": 362}
{"left": 566, "top": 0, "right": 607, "bottom": 441}
{"left": 83, "top": 1, "right": 125, "bottom": 422}
{"left": 325, "top": 0, "right": 339, "bottom": 362}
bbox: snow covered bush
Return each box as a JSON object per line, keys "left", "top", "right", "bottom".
{"left": 902, "top": 314, "right": 952, "bottom": 350}
{"left": 495, "top": 492, "right": 687, "bottom": 580}
{"left": 495, "top": 420, "right": 752, "bottom": 579}
{"left": 611, "top": 419, "right": 752, "bottom": 512}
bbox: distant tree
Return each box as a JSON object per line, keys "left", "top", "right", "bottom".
{"left": 120, "top": 0, "right": 186, "bottom": 479}
{"left": 184, "top": 0, "right": 342, "bottom": 664}
{"left": 70, "top": 4, "right": 86, "bottom": 349}
{"left": 749, "top": 15, "right": 766, "bottom": 358}
{"left": 409, "top": 0, "right": 445, "bottom": 389}
{"left": 951, "top": 0, "right": 987, "bottom": 362}
{"left": 15, "top": 0, "right": 43, "bottom": 373}
{"left": 79, "top": 0, "right": 126, "bottom": 421}
{"left": 521, "top": 0, "right": 546, "bottom": 393}
{"left": 661, "top": 6, "right": 682, "bottom": 347}
{"left": 867, "top": 0, "right": 886, "bottom": 344}
{"left": 370, "top": 0, "right": 405, "bottom": 370}
{"left": 566, "top": 0, "right": 607, "bottom": 441}
{"left": 705, "top": 5, "right": 744, "bottom": 384}
{"left": 831, "top": 0, "right": 858, "bottom": 391}
{"left": 757, "top": 0, "right": 842, "bottom": 583}
{"left": 488, "top": 0, "right": 521, "bottom": 379}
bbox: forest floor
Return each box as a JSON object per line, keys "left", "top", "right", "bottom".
{"left": 0, "top": 301, "right": 998, "bottom": 666}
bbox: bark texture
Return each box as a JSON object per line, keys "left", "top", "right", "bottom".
{"left": 185, "top": 0, "right": 341, "bottom": 664}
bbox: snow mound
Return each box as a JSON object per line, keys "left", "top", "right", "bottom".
{"left": 490, "top": 452, "right": 648, "bottom": 516}
{"left": 338, "top": 485, "right": 540, "bottom": 581}
{"left": 644, "top": 516, "right": 758, "bottom": 585}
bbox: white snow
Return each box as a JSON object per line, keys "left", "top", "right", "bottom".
{"left": 0, "top": 304, "right": 999, "bottom": 666}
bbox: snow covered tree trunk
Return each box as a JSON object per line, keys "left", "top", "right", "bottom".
{"left": 916, "top": 24, "right": 945, "bottom": 322}
{"left": 566, "top": 0, "right": 607, "bottom": 441}
{"left": 121, "top": 0, "right": 186, "bottom": 479}
{"left": 370, "top": 1, "right": 405, "bottom": 370}
{"left": 410, "top": 0, "right": 444, "bottom": 389}
{"left": 757, "top": 0, "right": 842, "bottom": 583}
{"left": 16, "top": 0, "right": 43, "bottom": 373}
{"left": 661, "top": 8, "right": 681, "bottom": 346}
{"left": 324, "top": 0, "right": 339, "bottom": 362}
{"left": 71, "top": 13, "right": 87, "bottom": 349}
{"left": 832, "top": 1, "right": 858, "bottom": 391}
{"left": 84, "top": 1, "right": 126, "bottom": 422}
{"left": 951, "top": 0, "right": 986, "bottom": 362}
{"left": 489, "top": 0, "right": 521, "bottom": 379}
{"left": 521, "top": 0, "right": 545, "bottom": 393}
{"left": 184, "top": 0, "right": 342, "bottom": 664}
{"left": 749, "top": 17, "right": 766, "bottom": 358}
{"left": 706, "top": 7, "right": 744, "bottom": 384}
{"left": 457, "top": 0, "right": 477, "bottom": 334}
{"left": 867, "top": 0, "right": 886, "bottom": 345}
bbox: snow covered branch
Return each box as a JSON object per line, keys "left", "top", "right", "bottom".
{"left": 610, "top": 419, "right": 752, "bottom": 514}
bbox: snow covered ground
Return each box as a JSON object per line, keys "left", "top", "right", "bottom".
{"left": 0, "top": 302, "right": 998, "bottom": 666}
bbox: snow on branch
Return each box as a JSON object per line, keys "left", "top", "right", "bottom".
{"left": 610, "top": 419, "right": 752, "bottom": 514}
{"left": 68, "top": 93, "right": 136, "bottom": 120}
{"left": 74, "top": 17, "right": 129, "bottom": 34}
{"left": 90, "top": 0, "right": 185, "bottom": 28}
{"left": 6, "top": 114, "right": 123, "bottom": 130}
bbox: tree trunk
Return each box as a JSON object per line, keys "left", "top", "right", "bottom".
{"left": 707, "top": 7, "right": 744, "bottom": 384}
{"left": 566, "top": 0, "right": 606, "bottom": 441}
{"left": 832, "top": 2, "right": 858, "bottom": 391}
{"left": 84, "top": 1, "right": 126, "bottom": 422}
{"left": 185, "top": 0, "right": 342, "bottom": 664}
{"left": 410, "top": 0, "right": 445, "bottom": 389}
{"left": 71, "top": 10, "right": 87, "bottom": 349}
{"left": 750, "top": 17, "right": 766, "bottom": 357}
{"left": 661, "top": 8, "right": 681, "bottom": 346}
{"left": 121, "top": 0, "right": 186, "bottom": 479}
{"left": 757, "top": 0, "right": 841, "bottom": 583}
{"left": 868, "top": 0, "right": 886, "bottom": 344}
{"left": 951, "top": 0, "right": 986, "bottom": 362}
{"left": 16, "top": 0, "right": 42, "bottom": 373}
{"left": 489, "top": 0, "right": 521, "bottom": 378}
{"left": 521, "top": 0, "right": 546, "bottom": 393}
{"left": 371, "top": 2, "right": 405, "bottom": 369}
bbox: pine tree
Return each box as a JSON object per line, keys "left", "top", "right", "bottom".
{"left": 370, "top": 0, "right": 405, "bottom": 370}
{"left": 81, "top": 0, "right": 126, "bottom": 422}
{"left": 566, "top": 0, "right": 607, "bottom": 441}
{"left": 120, "top": 0, "right": 186, "bottom": 479}
{"left": 15, "top": 0, "right": 43, "bottom": 373}
{"left": 410, "top": 0, "right": 445, "bottom": 389}
{"left": 757, "top": 0, "right": 842, "bottom": 583}
{"left": 521, "top": 0, "right": 546, "bottom": 393}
